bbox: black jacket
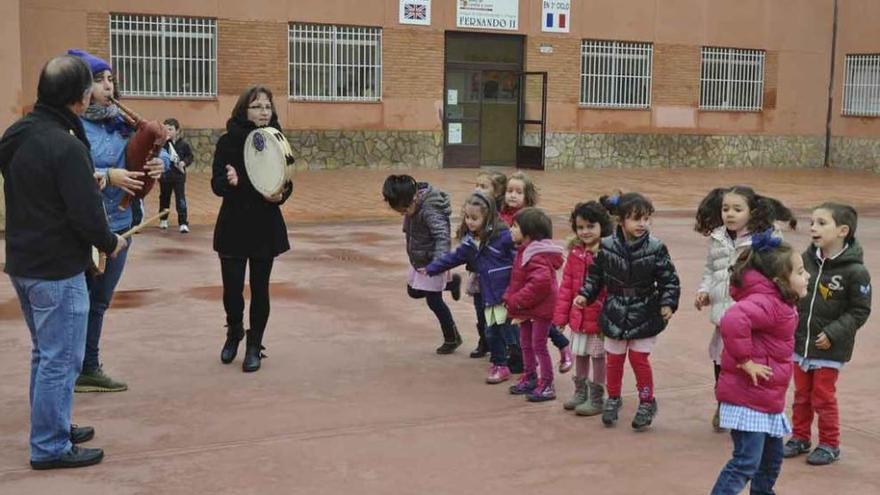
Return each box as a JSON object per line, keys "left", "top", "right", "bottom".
{"left": 579, "top": 227, "right": 681, "bottom": 340}
{"left": 160, "top": 137, "right": 194, "bottom": 182}
{"left": 211, "top": 117, "right": 292, "bottom": 258}
{"left": 403, "top": 183, "right": 452, "bottom": 268}
{"left": 796, "top": 242, "right": 872, "bottom": 363}
{"left": 0, "top": 103, "right": 117, "bottom": 279}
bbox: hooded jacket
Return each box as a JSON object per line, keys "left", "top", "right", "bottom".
{"left": 579, "top": 226, "right": 681, "bottom": 340}
{"left": 403, "top": 183, "right": 452, "bottom": 268}
{"left": 0, "top": 103, "right": 117, "bottom": 279}
{"left": 553, "top": 241, "right": 606, "bottom": 334}
{"left": 698, "top": 227, "right": 755, "bottom": 325}
{"left": 716, "top": 269, "right": 799, "bottom": 414}
{"left": 796, "top": 241, "right": 871, "bottom": 363}
{"left": 425, "top": 227, "right": 515, "bottom": 306}
{"left": 503, "top": 239, "right": 564, "bottom": 321}
{"left": 211, "top": 116, "right": 292, "bottom": 258}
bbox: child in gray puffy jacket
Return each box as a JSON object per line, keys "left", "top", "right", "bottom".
{"left": 383, "top": 175, "right": 462, "bottom": 354}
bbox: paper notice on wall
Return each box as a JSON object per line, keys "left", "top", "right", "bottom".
{"left": 447, "top": 89, "right": 458, "bottom": 105}
{"left": 457, "top": 0, "right": 519, "bottom": 31}
{"left": 448, "top": 123, "right": 463, "bottom": 144}
{"left": 542, "top": 1, "right": 571, "bottom": 33}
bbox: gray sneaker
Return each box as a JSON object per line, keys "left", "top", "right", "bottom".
{"left": 631, "top": 398, "right": 658, "bottom": 431}
{"left": 602, "top": 396, "right": 623, "bottom": 426}
{"left": 75, "top": 367, "right": 128, "bottom": 393}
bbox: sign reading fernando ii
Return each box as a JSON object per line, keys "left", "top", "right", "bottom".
{"left": 457, "top": 0, "right": 519, "bottom": 31}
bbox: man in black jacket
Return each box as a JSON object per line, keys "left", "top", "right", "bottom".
{"left": 0, "top": 55, "right": 126, "bottom": 470}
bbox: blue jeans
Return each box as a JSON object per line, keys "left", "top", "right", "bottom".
{"left": 549, "top": 324, "right": 569, "bottom": 350}
{"left": 711, "top": 430, "right": 784, "bottom": 495}
{"left": 485, "top": 324, "right": 508, "bottom": 366}
{"left": 10, "top": 273, "right": 89, "bottom": 462}
{"left": 84, "top": 237, "right": 130, "bottom": 372}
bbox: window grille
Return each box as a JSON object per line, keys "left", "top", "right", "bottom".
{"left": 289, "top": 23, "right": 382, "bottom": 102}
{"left": 843, "top": 54, "right": 880, "bottom": 117}
{"left": 580, "top": 40, "right": 653, "bottom": 108}
{"left": 700, "top": 47, "right": 765, "bottom": 111}
{"left": 110, "top": 14, "right": 217, "bottom": 98}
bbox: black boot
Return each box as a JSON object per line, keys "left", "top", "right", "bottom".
{"left": 436, "top": 324, "right": 462, "bottom": 354}
{"left": 470, "top": 324, "right": 488, "bottom": 358}
{"left": 220, "top": 323, "right": 245, "bottom": 364}
{"left": 242, "top": 330, "right": 266, "bottom": 372}
{"left": 507, "top": 344, "right": 524, "bottom": 374}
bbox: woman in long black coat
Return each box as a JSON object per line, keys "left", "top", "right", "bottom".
{"left": 211, "top": 85, "right": 293, "bottom": 372}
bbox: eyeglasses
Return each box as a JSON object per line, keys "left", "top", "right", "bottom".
{"left": 248, "top": 105, "right": 272, "bottom": 111}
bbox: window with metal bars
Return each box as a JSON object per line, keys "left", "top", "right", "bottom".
{"left": 843, "top": 54, "right": 880, "bottom": 117}
{"left": 110, "top": 14, "right": 217, "bottom": 98}
{"left": 580, "top": 40, "right": 653, "bottom": 109}
{"left": 288, "top": 23, "right": 382, "bottom": 102}
{"left": 700, "top": 47, "right": 765, "bottom": 112}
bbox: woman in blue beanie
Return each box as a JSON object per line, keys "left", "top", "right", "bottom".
{"left": 67, "top": 49, "right": 169, "bottom": 393}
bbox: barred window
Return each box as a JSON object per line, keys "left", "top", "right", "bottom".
{"left": 843, "top": 54, "right": 880, "bottom": 117}
{"left": 289, "top": 24, "right": 382, "bottom": 102}
{"left": 109, "top": 14, "right": 217, "bottom": 98}
{"left": 700, "top": 47, "right": 765, "bottom": 112}
{"left": 580, "top": 40, "right": 653, "bottom": 108}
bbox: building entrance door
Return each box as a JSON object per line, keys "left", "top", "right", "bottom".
{"left": 444, "top": 32, "right": 543, "bottom": 169}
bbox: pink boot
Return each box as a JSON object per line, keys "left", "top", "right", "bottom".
{"left": 558, "top": 346, "right": 573, "bottom": 374}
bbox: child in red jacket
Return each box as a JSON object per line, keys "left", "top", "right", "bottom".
{"left": 504, "top": 208, "right": 564, "bottom": 402}
{"left": 710, "top": 232, "right": 809, "bottom": 495}
{"left": 555, "top": 201, "right": 613, "bottom": 415}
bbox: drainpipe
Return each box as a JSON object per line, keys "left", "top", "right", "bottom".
{"left": 823, "top": 0, "right": 839, "bottom": 168}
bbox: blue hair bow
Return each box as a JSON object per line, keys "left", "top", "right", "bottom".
{"left": 607, "top": 195, "right": 620, "bottom": 206}
{"left": 751, "top": 229, "right": 781, "bottom": 252}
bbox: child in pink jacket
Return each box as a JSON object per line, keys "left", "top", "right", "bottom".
{"left": 503, "top": 208, "right": 564, "bottom": 402}
{"left": 711, "top": 231, "right": 809, "bottom": 495}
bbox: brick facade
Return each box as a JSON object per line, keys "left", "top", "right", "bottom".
{"left": 653, "top": 44, "right": 700, "bottom": 106}
{"left": 525, "top": 36, "right": 580, "bottom": 104}
{"left": 383, "top": 28, "right": 443, "bottom": 100}
{"left": 218, "top": 20, "right": 288, "bottom": 97}
{"left": 86, "top": 12, "right": 109, "bottom": 62}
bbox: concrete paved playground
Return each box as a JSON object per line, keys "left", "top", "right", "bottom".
{"left": 1, "top": 167, "right": 880, "bottom": 494}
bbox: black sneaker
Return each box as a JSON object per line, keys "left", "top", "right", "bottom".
{"left": 783, "top": 438, "right": 812, "bottom": 458}
{"left": 806, "top": 445, "right": 840, "bottom": 465}
{"left": 30, "top": 445, "right": 104, "bottom": 470}
{"left": 631, "top": 398, "right": 658, "bottom": 431}
{"left": 507, "top": 345, "right": 524, "bottom": 374}
{"left": 469, "top": 339, "right": 488, "bottom": 358}
{"left": 602, "top": 397, "right": 623, "bottom": 427}
{"left": 70, "top": 424, "right": 94, "bottom": 444}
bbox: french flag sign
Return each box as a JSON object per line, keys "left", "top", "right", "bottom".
{"left": 542, "top": 1, "right": 571, "bottom": 33}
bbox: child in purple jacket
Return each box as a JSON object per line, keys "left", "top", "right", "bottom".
{"left": 710, "top": 231, "right": 810, "bottom": 495}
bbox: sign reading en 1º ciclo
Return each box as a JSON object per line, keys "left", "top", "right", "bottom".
{"left": 457, "top": 0, "right": 519, "bottom": 31}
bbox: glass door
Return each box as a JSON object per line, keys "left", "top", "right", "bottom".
{"left": 443, "top": 69, "right": 481, "bottom": 168}
{"left": 517, "top": 72, "right": 547, "bottom": 170}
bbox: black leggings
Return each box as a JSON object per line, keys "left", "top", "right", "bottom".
{"left": 220, "top": 257, "right": 274, "bottom": 334}
{"left": 407, "top": 286, "right": 456, "bottom": 330}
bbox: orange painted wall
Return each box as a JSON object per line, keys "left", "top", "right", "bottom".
{"left": 830, "top": 0, "right": 880, "bottom": 138}
{"left": 0, "top": 0, "right": 23, "bottom": 130}
{"left": 10, "top": 0, "right": 879, "bottom": 137}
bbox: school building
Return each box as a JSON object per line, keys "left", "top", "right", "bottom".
{"left": 1, "top": 0, "right": 880, "bottom": 173}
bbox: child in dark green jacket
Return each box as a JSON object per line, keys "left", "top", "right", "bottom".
{"left": 784, "top": 203, "right": 872, "bottom": 465}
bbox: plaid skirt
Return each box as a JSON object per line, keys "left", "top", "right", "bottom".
{"left": 570, "top": 333, "right": 604, "bottom": 357}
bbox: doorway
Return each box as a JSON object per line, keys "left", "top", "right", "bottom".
{"left": 443, "top": 32, "right": 546, "bottom": 169}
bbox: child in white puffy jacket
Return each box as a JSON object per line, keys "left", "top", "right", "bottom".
{"left": 693, "top": 186, "right": 796, "bottom": 431}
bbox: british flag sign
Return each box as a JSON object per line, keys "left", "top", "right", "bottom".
{"left": 400, "top": 0, "right": 431, "bottom": 26}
